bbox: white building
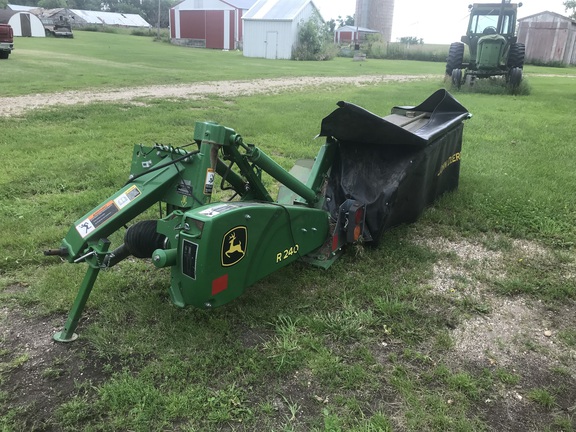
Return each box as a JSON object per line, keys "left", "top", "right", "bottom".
{"left": 242, "top": 0, "right": 322, "bottom": 59}
{"left": 0, "top": 10, "right": 45, "bottom": 37}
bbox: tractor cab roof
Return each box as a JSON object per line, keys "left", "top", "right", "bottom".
{"left": 470, "top": 3, "right": 520, "bottom": 12}
{"left": 467, "top": 2, "right": 520, "bottom": 36}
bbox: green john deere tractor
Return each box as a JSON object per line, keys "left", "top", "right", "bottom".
{"left": 446, "top": 0, "right": 525, "bottom": 89}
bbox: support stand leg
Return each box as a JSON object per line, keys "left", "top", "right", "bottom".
{"left": 53, "top": 264, "right": 101, "bottom": 342}
{"left": 53, "top": 239, "right": 110, "bottom": 343}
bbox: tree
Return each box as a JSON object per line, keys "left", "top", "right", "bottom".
{"left": 399, "top": 36, "right": 424, "bottom": 45}
{"left": 68, "top": 0, "right": 103, "bottom": 10}
{"left": 8, "top": 0, "right": 36, "bottom": 5}
{"left": 564, "top": 1, "right": 576, "bottom": 19}
{"left": 337, "top": 15, "right": 354, "bottom": 28}
{"left": 38, "top": 0, "right": 67, "bottom": 8}
{"left": 325, "top": 18, "right": 337, "bottom": 34}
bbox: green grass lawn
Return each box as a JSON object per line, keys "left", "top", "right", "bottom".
{"left": 1, "top": 30, "right": 441, "bottom": 97}
{"left": 1, "top": 32, "right": 575, "bottom": 431}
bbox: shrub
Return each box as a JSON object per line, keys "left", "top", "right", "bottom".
{"left": 131, "top": 28, "right": 154, "bottom": 37}
{"left": 292, "top": 17, "right": 336, "bottom": 61}
{"left": 337, "top": 35, "right": 453, "bottom": 63}
{"left": 79, "top": 25, "right": 118, "bottom": 34}
{"left": 525, "top": 59, "right": 567, "bottom": 68}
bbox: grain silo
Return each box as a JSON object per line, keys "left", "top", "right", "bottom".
{"left": 355, "top": 0, "right": 395, "bottom": 43}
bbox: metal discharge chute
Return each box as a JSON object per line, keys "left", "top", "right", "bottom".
{"left": 45, "top": 89, "right": 470, "bottom": 342}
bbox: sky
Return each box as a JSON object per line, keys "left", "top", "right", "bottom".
{"left": 313, "top": 0, "right": 571, "bottom": 44}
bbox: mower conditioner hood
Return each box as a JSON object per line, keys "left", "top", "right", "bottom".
{"left": 320, "top": 89, "right": 470, "bottom": 243}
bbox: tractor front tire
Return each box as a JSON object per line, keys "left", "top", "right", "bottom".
{"left": 508, "top": 67, "right": 523, "bottom": 88}
{"left": 446, "top": 42, "right": 465, "bottom": 76}
{"left": 0, "top": 51, "right": 9, "bottom": 60}
{"left": 451, "top": 68, "right": 462, "bottom": 89}
{"left": 508, "top": 43, "right": 526, "bottom": 68}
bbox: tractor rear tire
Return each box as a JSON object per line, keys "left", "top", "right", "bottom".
{"left": 445, "top": 42, "right": 465, "bottom": 76}
{"left": 508, "top": 43, "right": 525, "bottom": 68}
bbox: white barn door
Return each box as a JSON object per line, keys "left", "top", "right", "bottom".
{"left": 265, "top": 31, "right": 278, "bottom": 59}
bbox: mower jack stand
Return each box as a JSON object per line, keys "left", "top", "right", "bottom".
{"left": 53, "top": 239, "right": 110, "bottom": 343}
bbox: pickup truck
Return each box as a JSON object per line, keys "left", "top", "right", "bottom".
{"left": 0, "top": 23, "right": 14, "bottom": 59}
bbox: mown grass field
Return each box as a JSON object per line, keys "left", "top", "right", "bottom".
{"left": 1, "top": 31, "right": 575, "bottom": 431}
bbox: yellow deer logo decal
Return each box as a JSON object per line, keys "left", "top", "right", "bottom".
{"left": 225, "top": 232, "right": 244, "bottom": 258}
{"left": 221, "top": 226, "right": 247, "bottom": 267}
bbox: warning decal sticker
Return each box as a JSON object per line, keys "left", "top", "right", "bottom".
{"left": 75, "top": 186, "right": 141, "bottom": 238}
{"left": 115, "top": 185, "right": 141, "bottom": 209}
{"left": 76, "top": 219, "right": 96, "bottom": 238}
{"left": 91, "top": 201, "right": 119, "bottom": 228}
{"left": 199, "top": 204, "right": 237, "bottom": 218}
{"left": 204, "top": 168, "right": 215, "bottom": 195}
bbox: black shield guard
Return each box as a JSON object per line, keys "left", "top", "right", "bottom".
{"left": 320, "top": 89, "right": 470, "bottom": 243}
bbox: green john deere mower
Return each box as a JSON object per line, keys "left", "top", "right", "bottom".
{"left": 45, "top": 90, "right": 470, "bottom": 342}
{"left": 446, "top": 0, "right": 526, "bottom": 89}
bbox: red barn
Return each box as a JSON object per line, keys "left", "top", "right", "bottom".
{"left": 334, "top": 25, "right": 380, "bottom": 45}
{"left": 170, "top": 0, "right": 257, "bottom": 50}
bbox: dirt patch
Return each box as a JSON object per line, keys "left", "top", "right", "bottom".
{"left": 413, "top": 232, "right": 576, "bottom": 370}
{"left": 451, "top": 298, "right": 576, "bottom": 370}
{"left": 0, "top": 307, "right": 113, "bottom": 430}
{"left": 0, "top": 75, "right": 432, "bottom": 118}
{"left": 410, "top": 231, "right": 576, "bottom": 430}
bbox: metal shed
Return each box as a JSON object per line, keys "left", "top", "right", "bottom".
{"left": 517, "top": 11, "right": 576, "bottom": 65}
{"left": 0, "top": 10, "right": 45, "bottom": 37}
{"left": 7, "top": 4, "right": 38, "bottom": 12}
{"left": 242, "top": 0, "right": 323, "bottom": 59}
{"left": 8, "top": 6, "right": 150, "bottom": 28}
{"left": 35, "top": 8, "right": 79, "bottom": 27}
{"left": 170, "top": 0, "right": 256, "bottom": 50}
{"left": 67, "top": 9, "right": 151, "bottom": 27}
